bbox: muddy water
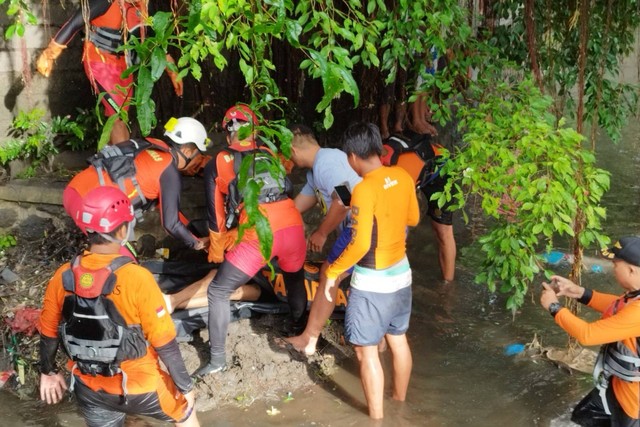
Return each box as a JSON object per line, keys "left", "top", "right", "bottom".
{"left": 197, "top": 120, "right": 640, "bottom": 426}
{"left": 3, "top": 121, "right": 640, "bottom": 426}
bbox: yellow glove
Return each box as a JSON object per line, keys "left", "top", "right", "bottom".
{"left": 36, "top": 40, "right": 66, "bottom": 77}
{"left": 208, "top": 230, "right": 226, "bottom": 263}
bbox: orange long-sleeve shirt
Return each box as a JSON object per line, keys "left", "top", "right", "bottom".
{"left": 39, "top": 252, "right": 177, "bottom": 395}
{"left": 556, "top": 290, "right": 640, "bottom": 419}
{"left": 204, "top": 142, "right": 302, "bottom": 240}
{"left": 326, "top": 165, "right": 420, "bottom": 279}
{"left": 67, "top": 141, "right": 200, "bottom": 248}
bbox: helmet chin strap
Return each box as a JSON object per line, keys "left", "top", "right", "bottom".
{"left": 98, "top": 221, "right": 135, "bottom": 247}
{"left": 170, "top": 143, "right": 197, "bottom": 168}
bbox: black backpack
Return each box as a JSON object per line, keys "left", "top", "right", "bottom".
{"left": 224, "top": 148, "right": 292, "bottom": 229}
{"left": 382, "top": 133, "right": 446, "bottom": 187}
{"left": 59, "top": 256, "right": 148, "bottom": 377}
{"left": 87, "top": 139, "right": 170, "bottom": 220}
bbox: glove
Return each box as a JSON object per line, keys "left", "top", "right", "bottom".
{"left": 165, "top": 54, "right": 183, "bottom": 97}
{"left": 224, "top": 228, "right": 238, "bottom": 250}
{"left": 207, "top": 229, "right": 239, "bottom": 263}
{"left": 36, "top": 40, "right": 66, "bottom": 77}
{"left": 166, "top": 68, "right": 183, "bottom": 97}
{"left": 208, "top": 230, "right": 226, "bottom": 263}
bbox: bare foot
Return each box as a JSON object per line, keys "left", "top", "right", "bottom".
{"left": 410, "top": 120, "right": 438, "bottom": 136}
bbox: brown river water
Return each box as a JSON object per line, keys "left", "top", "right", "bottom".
{"left": 1, "top": 118, "right": 639, "bottom": 426}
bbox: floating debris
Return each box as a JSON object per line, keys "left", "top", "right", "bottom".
{"left": 266, "top": 406, "right": 280, "bottom": 416}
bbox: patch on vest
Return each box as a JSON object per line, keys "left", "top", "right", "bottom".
{"left": 79, "top": 273, "right": 94, "bottom": 289}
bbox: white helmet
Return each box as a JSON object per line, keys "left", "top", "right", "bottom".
{"left": 164, "top": 117, "right": 210, "bottom": 152}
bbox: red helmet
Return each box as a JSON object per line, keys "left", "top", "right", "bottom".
{"left": 72, "top": 187, "right": 134, "bottom": 235}
{"left": 62, "top": 186, "right": 83, "bottom": 223}
{"left": 222, "top": 104, "right": 259, "bottom": 132}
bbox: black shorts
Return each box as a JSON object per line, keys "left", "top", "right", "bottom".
{"left": 73, "top": 377, "right": 190, "bottom": 427}
{"left": 421, "top": 175, "right": 453, "bottom": 226}
{"left": 572, "top": 386, "right": 640, "bottom": 427}
{"left": 379, "top": 67, "right": 408, "bottom": 104}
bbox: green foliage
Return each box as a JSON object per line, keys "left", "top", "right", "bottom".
{"left": 0, "top": 234, "right": 17, "bottom": 251}
{"left": 120, "top": 0, "right": 472, "bottom": 258}
{"left": 235, "top": 139, "right": 290, "bottom": 264}
{"left": 441, "top": 78, "right": 610, "bottom": 313}
{"left": 491, "top": 0, "right": 640, "bottom": 143}
{"left": 1, "top": 0, "right": 37, "bottom": 39}
{"left": 52, "top": 109, "right": 102, "bottom": 152}
{"left": 1, "top": 109, "right": 57, "bottom": 176}
{"left": 128, "top": 1, "right": 472, "bottom": 134}
{"left": 1, "top": 108, "right": 99, "bottom": 175}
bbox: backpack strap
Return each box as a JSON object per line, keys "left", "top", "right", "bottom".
{"left": 62, "top": 255, "right": 134, "bottom": 296}
{"left": 223, "top": 147, "right": 247, "bottom": 176}
{"left": 62, "top": 256, "right": 81, "bottom": 292}
{"left": 109, "top": 256, "right": 135, "bottom": 272}
{"left": 223, "top": 148, "right": 245, "bottom": 230}
{"left": 101, "top": 256, "right": 135, "bottom": 295}
{"left": 387, "top": 135, "right": 411, "bottom": 165}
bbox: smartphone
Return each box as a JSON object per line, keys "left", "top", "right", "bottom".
{"left": 333, "top": 184, "right": 352, "bottom": 207}
{"left": 543, "top": 278, "right": 560, "bottom": 293}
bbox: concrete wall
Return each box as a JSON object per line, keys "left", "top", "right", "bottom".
{"left": 0, "top": 177, "right": 208, "bottom": 245}
{"left": 0, "top": 1, "right": 93, "bottom": 140}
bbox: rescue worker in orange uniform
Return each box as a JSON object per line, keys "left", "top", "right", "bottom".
{"left": 63, "top": 117, "right": 209, "bottom": 256}
{"left": 36, "top": 0, "right": 183, "bottom": 144}
{"left": 39, "top": 186, "right": 199, "bottom": 427}
{"left": 380, "top": 132, "right": 456, "bottom": 282}
{"left": 325, "top": 122, "right": 420, "bottom": 419}
{"left": 541, "top": 236, "right": 640, "bottom": 427}
{"left": 194, "top": 104, "right": 307, "bottom": 376}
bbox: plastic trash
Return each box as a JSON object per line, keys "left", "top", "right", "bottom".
{"left": 591, "top": 264, "right": 604, "bottom": 273}
{"left": 541, "top": 250, "right": 610, "bottom": 274}
{"left": 504, "top": 343, "right": 525, "bottom": 356}
{"left": 5, "top": 307, "right": 41, "bottom": 336}
{"left": 542, "top": 251, "right": 566, "bottom": 266}
{"left": 156, "top": 248, "right": 170, "bottom": 259}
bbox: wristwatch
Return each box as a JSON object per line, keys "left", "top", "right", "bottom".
{"left": 548, "top": 302, "right": 562, "bottom": 317}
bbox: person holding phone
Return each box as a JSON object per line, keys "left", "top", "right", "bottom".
{"left": 324, "top": 122, "right": 420, "bottom": 419}
{"left": 282, "top": 124, "right": 361, "bottom": 353}
{"left": 540, "top": 236, "right": 640, "bottom": 427}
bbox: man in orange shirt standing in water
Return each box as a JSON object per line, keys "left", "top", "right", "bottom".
{"left": 541, "top": 236, "right": 640, "bottom": 427}
{"left": 324, "top": 122, "right": 420, "bottom": 419}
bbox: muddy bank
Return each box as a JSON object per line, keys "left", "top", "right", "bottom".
{"left": 0, "top": 192, "right": 349, "bottom": 414}
{"left": 183, "top": 317, "right": 345, "bottom": 412}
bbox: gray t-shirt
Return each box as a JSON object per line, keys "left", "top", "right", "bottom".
{"left": 300, "top": 148, "right": 361, "bottom": 230}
